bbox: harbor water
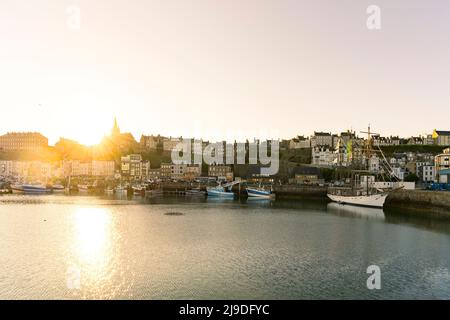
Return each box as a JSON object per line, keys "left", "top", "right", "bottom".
{"left": 1, "top": 194, "right": 450, "bottom": 299}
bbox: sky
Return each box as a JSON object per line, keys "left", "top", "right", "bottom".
{"left": 1, "top": 0, "right": 450, "bottom": 145}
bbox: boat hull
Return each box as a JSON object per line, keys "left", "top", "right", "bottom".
{"left": 327, "top": 193, "right": 388, "bottom": 208}
{"left": 246, "top": 188, "right": 275, "bottom": 199}
{"left": 207, "top": 189, "right": 235, "bottom": 198}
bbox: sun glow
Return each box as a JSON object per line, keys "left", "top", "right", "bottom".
{"left": 73, "top": 208, "right": 112, "bottom": 265}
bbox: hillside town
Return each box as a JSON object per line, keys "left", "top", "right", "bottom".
{"left": 0, "top": 119, "right": 449, "bottom": 192}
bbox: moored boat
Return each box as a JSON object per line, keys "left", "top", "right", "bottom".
{"left": 52, "top": 184, "right": 66, "bottom": 193}
{"left": 114, "top": 185, "right": 128, "bottom": 195}
{"left": 145, "top": 188, "right": 164, "bottom": 197}
{"left": 327, "top": 192, "right": 388, "bottom": 208}
{"left": 77, "top": 184, "right": 94, "bottom": 193}
{"left": 206, "top": 186, "right": 235, "bottom": 198}
{"left": 12, "top": 184, "right": 52, "bottom": 194}
{"left": 186, "top": 188, "right": 206, "bottom": 197}
{"left": 246, "top": 187, "right": 275, "bottom": 199}
{"left": 132, "top": 185, "right": 145, "bottom": 196}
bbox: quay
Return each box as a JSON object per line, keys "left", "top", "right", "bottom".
{"left": 273, "top": 185, "right": 329, "bottom": 200}
{"left": 384, "top": 189, "right": 450, "bottom": 219}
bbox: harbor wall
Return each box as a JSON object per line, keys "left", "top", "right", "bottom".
{"left": 384, "top": 190, "right": 450, "bottom": 219}
{"left": 273, "top": 185, "right": 329, "bottom": 200}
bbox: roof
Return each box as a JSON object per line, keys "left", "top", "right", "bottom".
{"left": 435, "top": 130, "right": 450, "bottom": 136}
{"left": 314, "top": 132, "right": 331, "bottom": 136}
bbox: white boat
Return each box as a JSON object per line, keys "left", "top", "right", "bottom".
{"left": 145, "top": 189, "right": 163, "bottom": 197}
{"left": 132, "top": 186, "right": 145, "bottom": 196}
{"left": 327, "top": 192, "right": 388, "bottom": 208}
{"left": 77, "top": 184, "right": 94, "bottom": 193}
{"left": 52, "top": 184, "right": 66, "bottom": 193}
{"left": 246, "top": 187, "right": 275, "bottom": 199}
{"left": 186, "top": 188, "right": 206, "bottom": 197}
{"left": 114, "top": 186, "right": 128, "bottom": 194}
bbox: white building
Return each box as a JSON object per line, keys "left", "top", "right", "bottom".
{"left": 417, "top": 164, "right": 435, "bottom": 183}
{"left": 312, "top": 147, "right": 337, "bottom": 167}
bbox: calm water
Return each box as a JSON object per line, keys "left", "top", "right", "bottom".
{"left": 1, "top": 194, "right": 450, "bottom": 299}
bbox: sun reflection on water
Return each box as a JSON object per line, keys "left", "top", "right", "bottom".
{"left": 70, "top": 207, "right": 114, "bottom": 297}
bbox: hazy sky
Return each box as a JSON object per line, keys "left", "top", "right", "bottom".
{"left": 1, "top": 0, "right": 450, "bottom": 145}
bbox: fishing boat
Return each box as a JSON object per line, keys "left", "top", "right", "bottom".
{"left": 185, "top": 188, "right": 206, "bottom": 197}
{"left": 105, "top": 187, "right": 114, "bottom": 195}
{"left": 327, "top": 126, "right": 401, "bottom": 209}
{"left": 52, "top": 184, "right": 66, "bottom": 193}
{"left": 132, "top": 185, "right": 146, "bottom": 196}
{"left": 246, "top": 186, "right": 275, "bottom": 199}
{"left": 114, "top": 185, "right": 128, "bottom": 195}
{"left": 207, "top": 186, "right": 235, "bottom": 198}
{"left": 77, "top": 184, "right": 94, "bottom": 193}
{"left": 11, "top": 184, "right": 24, "bottom": 194}
{"left": 145, "top": 188, "right": 164, "bottom": 197}
{"left": 12, "top": 184, "right": 52, "bottom": 194}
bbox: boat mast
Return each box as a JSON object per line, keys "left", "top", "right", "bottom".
{"left": 360, "top": 125, "right": 380, "bottom": 169}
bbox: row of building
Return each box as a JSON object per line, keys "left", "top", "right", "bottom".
{"left": 287, "top": 129, "right": 450, "bottom": 150}
{"left": 0, "top": 155, "right": 235, "bottom": 183}
{"left": 1, "top": 127, "right": 449, "bottom": 154}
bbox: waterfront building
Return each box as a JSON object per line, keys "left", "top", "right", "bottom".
{"left": 148, "top": 168, "right": 161, "bottom": 180}
{"left": 184, "top": 164, "right": 201, "bottom": 180}
{"left": 121, "top": 154, "right": 149, "bottom": 179}
{"left": 159, "top": 163, "right": 187, "bottom": 180}
{"left": 208, "top": 164, "right": 233, "bottom": 181}
{"left": 432, "top": 130, "right": 450, "bottom": 146}
{"left": 0, "top": 160, "right": 13, "bottom": 177}
{"left": 160, "top": 163, "right": 172, "bottom": 179}
{"left": 0, "top": 160, "right": 61, "bottom": 181}
{"left": 92, "top": 161, "right": 115, "bottom": 177}
{"left": 290, "top": 166, "right": 322, "bottom": 185}
{"left": 0, "top": 132, "right": 48, "bottom": 152}
{"left": 435, "top": 148, "right": 450, "bottom": 183}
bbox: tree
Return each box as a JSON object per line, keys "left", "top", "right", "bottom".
{"left": 404, "top": 173, "right": 419, "bottom": 182}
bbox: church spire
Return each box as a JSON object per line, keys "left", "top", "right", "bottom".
{"left": 112, "top": 117, "right": 120, "bottom": 136}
